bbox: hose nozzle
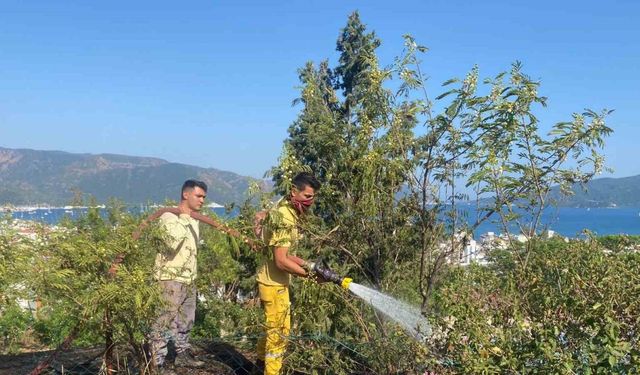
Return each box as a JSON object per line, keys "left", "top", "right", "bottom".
{"left": 340, "top": 277, "right": 353, "bottom": 290}
{"left": 311, "top": 257, "right": 349, "bottom": 287}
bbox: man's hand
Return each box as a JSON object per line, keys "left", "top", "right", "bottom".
{"left": 189, "top": 210, "right": 261, "bottom": 252}
{"left": 301, "top": 261, "right": 328, "bottom": 283}
{"left": 311, "top": 259, "right": 343, "bottom": 284}
{"left": 107, "top": 254, "right": 125, "bottom": 278}
{"left": 107, "top": 263, "right": 119, "bottom": 277}
{"left": 133, "top": 207, "right": 181, "bottom": 240}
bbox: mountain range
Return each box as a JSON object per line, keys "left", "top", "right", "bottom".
{"left": 1, "top": 147, "right": 638, "bottom": 208}
{"left": 0, "top": 147, "right": 263, "bottom": 206}
{"left": 551, "top": 175, "right": 640, "bottom": 208}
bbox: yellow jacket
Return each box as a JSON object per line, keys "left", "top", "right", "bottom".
{"left": 256, "top": 199, "right": 299, "bottom": 286}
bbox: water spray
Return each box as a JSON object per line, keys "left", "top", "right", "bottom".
{"left": 309, "top": 258, "right": 431, "bottom": 341}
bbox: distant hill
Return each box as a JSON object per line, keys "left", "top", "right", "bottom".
{"left": 463, "top": 174, "right": 640, "bottom": 209}
{"left": 551, "top": 175, "right": 640, "bottom": 208}
{"left": 0, "top": 147, "right": 264, "bottom": 206}
{"left": 2, "top": 146, "right": 635, "bottom": 208}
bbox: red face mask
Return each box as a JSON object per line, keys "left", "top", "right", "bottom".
{"left": 291, "top": 196, "right": 314, "bottom": 214}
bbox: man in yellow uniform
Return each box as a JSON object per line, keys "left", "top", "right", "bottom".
{"left": 255, "top": 172, "right": 321, "bottom": 375}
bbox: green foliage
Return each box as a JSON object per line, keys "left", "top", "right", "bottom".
{"left": 271, "top": 10, "right": 612, "bottom": 315}
{"left": 0, "top": 11, "right": 624, "bottom": 375}
{"left": 0, "top": 216, "right": 32, "bottom": 303}
{"left": 428, "top": 239, "right": 639, "bottom": 373}
{"left": 0, "top": 303, "right": 33, "bottom": 354}
{"left": 285, "top": 280, "right": 432, "bottom": 374}
{"left": 14, "top": 203, "right": 166, "bottom": 352}
{"left": 0, "top": 203, "right": 259, "bottom": 360}
{"left": 597, "top": 234, "right": 640, "bottom": 252}
{"left": 1, "top": 216, "right": 39, "bottom": 354}
{"left": 193, "top": 211, "right": 264, "bottom": 341}
{"left": 265, "top": 10, "right": 616, "bottom": 374}
{"left": 192, "top": 298, "right": 261, "bottom": 340}
{"left": 33, "top": 301, "right": 103, "bottom": 348}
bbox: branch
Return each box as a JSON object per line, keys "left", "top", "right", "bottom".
{"left": 108, "top": 207, "right": 259, "bottom": 276}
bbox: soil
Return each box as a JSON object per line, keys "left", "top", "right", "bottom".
{"left": 0, "top": 341, "right": 261, "bottom": 375}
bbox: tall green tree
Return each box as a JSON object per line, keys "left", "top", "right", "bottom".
{"left": 272, "top": 11, "right": 612, "bottom": 309}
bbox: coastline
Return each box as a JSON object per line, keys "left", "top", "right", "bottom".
{"left": 1, "top": 202, "right": 224, "bottom": 212}
{"left": 3, "top": 205, "right": 639, "bottom": 237}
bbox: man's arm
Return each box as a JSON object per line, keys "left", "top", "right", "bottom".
{"left": 159, "top": 212, "right": 192, "bottom": 251}
{"left": 190, "top": 211, "right": 258, "bottom": 250}
{"left": 273, "top": 247, "right": 309, "bottom": 277}
{"left": 108, "top": 210, "right": 189, "bottom": 276}
{"left": 109, "top": 206, "right": 259, "bottom": 276}
{"left": 131, "top": 207, "right": 181, "bottom": 240}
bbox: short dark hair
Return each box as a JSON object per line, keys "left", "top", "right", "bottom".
{"left": 292, "top": 172, "right": 320, "bottom": 192}
{"left": 182, "top": 179, "right": 208, "bottom": 194}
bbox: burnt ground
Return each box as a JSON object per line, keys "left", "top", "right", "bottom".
{"left": 0, "top": 341, "right": 261, "bottom": 375}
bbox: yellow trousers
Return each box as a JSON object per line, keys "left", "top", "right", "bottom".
{"left": 257, "top": 283, "right": 291, "bottom": 375}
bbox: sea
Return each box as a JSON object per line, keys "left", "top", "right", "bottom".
{"left": 5, "top": 206, "right": 230, "bottom": 225}
{"left": 4, "top": 206, "right": 640, "bottom": 237}
{"left": 468, "top": 206, "right": 640, "bottom": 237}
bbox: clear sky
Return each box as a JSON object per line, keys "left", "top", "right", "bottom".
{"left": 1, "top": 0, "right": 638, "bottom": 178}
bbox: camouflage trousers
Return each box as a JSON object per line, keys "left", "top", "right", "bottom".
{"left": 150, "top": 280, "right": 197, "bottom": 367}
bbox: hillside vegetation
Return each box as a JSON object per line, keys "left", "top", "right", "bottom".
{"left": 2, "top": 11, "right": 637, "bottom": 375}
{"left": 0, "top": 147, "right": 258, "bottom": 205}
{"left": 550, "top": 175, "right": 640, "bottom": 207}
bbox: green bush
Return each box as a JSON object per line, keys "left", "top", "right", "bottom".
{"left": 428, "top": 239, "right": 640, "bottom": 373}
{"left": 597, "top": 234, "right": 640, "bottom": 252}
{"left": 0, "top": 303, "right": 34, "bottom": 354}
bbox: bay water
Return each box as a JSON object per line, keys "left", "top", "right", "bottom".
{"left": 7, "top": 206, "right": 640, "bottom": 237}
{"left": 468, "top": 206, "right": 640, "bottom": 237}
{"left": 6, "top": 206, "right": 230, "bottom": 224}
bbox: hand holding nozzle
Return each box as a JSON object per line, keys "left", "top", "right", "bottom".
{"left": 306, "top": 258, "right": 352, "bottom": 289}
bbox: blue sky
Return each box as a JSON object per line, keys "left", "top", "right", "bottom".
{"left": 1, "top": 0, "right": 638, "bottom": 178}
